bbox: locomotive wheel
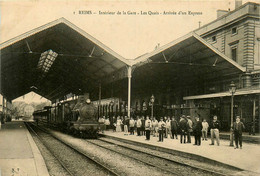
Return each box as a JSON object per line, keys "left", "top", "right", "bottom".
{"left": 80, "top": 132, "right": 83, "bottom": 138}
{"left": 93, "top": 132, "right": 98, "bottom": 139}
{"left": 77, "top": 131, "right": 81, "bottom": 138}
{"left": 74, "top": 130, "right": 80, "bottom": 137}
{"left": 80, "top": 132, "right": 84, "bottom": 139}
{"left": 86, "top": 133, "right": 90, "bottom": 139}
{"left": 66, "top": 128, "right": 70, "bottom": 135}
{"left": 80, "top": 131, "right": 87, "bottom": 139}
{"left": 73, "top": 130, "right": 76, "bottom": 136}
{"left": 83, "top": 132, "right": 88, "bottom": 139}
{"left": 68, "top": 128, "right": 73, "bottom": 135}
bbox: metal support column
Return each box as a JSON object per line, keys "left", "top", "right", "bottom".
{"left": 127, "top": 66, "right": 132, "bottom": 117}
{"left": 229, "top": 82, "right": 236, "bottom": 147}
{"left": 258, "top": 95, "right": 260, "bottom": 131}
{"left": 151, "top": 104, "right": 153, "bottom": 119}
{"left": 99, "top": 82, "right": 101, "bottom": 117}
{"left": 62, "top": 104, "right": 65, "bottom": 121}
{"left": 230, "top": 94, "right": 234, "bottom": 146}
{"left": 253, "top": 97, "right": 256, "bottom": 134}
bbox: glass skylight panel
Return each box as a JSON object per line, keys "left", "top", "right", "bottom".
{"left": 37, "top": 49, "right": 58, "bottom": 75}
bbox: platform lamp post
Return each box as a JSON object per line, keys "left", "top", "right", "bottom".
{"left": 229, "top": 81, "right": 236, "bottom": 146}
{"left": 150, "top": 95, "right": 155, "bottom": 119}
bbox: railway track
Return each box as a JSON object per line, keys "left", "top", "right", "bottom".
{"left": 25, "top": 122, "right": 119, "bottom": 176}
{"left": 30, "top": 123, "right": 180, "bottom": 175}
{"left": 25, "top": 122, "right": 74, "bottom": 176}
{"left": 87, "top": 138, "right": 240, "bottom": 176}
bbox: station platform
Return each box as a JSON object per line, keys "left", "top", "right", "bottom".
{"left": 0, "top": 121, "right": 49, "bottom": 176}
{"left": 101, "top": 130, "right": 260, "bottom": 174}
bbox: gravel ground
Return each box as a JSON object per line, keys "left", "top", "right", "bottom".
{"left": 30, "top": 130, "right": 71, "bottom": 176}
{"left": 99, "top": 137, "right": 240, "bottom": 175}
{"left": 48, "top": 129, "right": 175, "bottom": 176}
{"left": 30, "top": 125, "right": 114, "bottom": 176}
{"left": 99, "top": 138, "right": 260, "bottom": 176}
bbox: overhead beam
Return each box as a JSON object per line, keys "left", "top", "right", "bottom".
{"left": 101, "top": 66, "right": 128, "bottom": 85}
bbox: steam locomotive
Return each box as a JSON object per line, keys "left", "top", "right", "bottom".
{"left": 33, "top": 94, "right": 105, "bottom": 138}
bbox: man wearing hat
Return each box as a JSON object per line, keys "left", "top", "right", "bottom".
{"left": 193, "top": 117, "right": 202, "bottom": 146}
{"left": 158, "top": 117, "right": 166, "bottom": 142}
{"left": 145, "top": 116, "right": 152, "bottom": 140}
{"left": 179, "top": 115, "right": 187, "bottom": 144}
{"left": 210, "top": 115, "right": 221, "bottom": 146}
{"left": 233, "top": 116, "right": 245, "bottom": 149}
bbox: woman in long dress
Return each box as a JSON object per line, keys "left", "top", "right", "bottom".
{"left": 116, "top": 116, "right": 122, "bottom": 132}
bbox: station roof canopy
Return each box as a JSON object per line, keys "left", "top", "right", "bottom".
{"left": 0, "top": 18, "right": 130, "bottom": 101}
{"left": 132, "top": 32, "right": 246, "bottom": 88}
{"left": 183, "top": 86, "right": 260, "bottom": 100}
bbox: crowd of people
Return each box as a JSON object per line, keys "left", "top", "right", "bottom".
{"left": 98, "top": 115, "right": 245, "bottom": 149}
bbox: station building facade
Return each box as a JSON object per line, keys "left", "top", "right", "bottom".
{"left": 133, "top": 2, "right": 260, "bottom": 131}
{"left": 184, "top": 2, "right": 260, "bottom": 130}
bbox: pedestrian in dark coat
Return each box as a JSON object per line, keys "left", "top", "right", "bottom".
{"left": 179, "top": 115, "right": 187, "bottom": 144}
{"left": 249, "top": 120, "right": 256, "bottom": 135}
{"left": 112, "top": 116, "right": 116, "bottom": 132}
{"left": 163, "top": 116, "right": 168, "bottom": 137}
{"left": 141, "top": 116, "right": 145, "bottom": 136}
{"left": 210, "top": 116, "right": 221, "bottom": 146}
{"left": 233, "top": 116, "right": 245, "bottom": 149}
{"left": 193, "top": 117, "right": 202, "bottom": 146}
{"left": 121, "top": 116, "right": 124, "bottom": 131}
{"left": 171, "top": 116, "right": 178, "bottom": 139}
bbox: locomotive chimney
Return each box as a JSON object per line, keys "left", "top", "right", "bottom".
{"left": 84, "top": 93, "right": 90, "bottom": 99}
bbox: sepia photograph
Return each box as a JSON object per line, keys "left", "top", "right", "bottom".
{"left": 0, "top": 0, "right": 259, "bottom": 175}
